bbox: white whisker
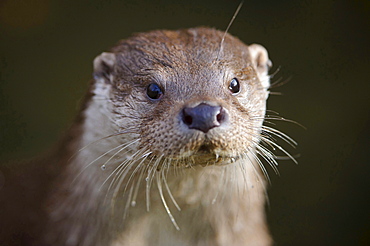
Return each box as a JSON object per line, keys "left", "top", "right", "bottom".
{"left": 262, "top": 125, "right": 297, "bottom": 147}
{"left": 261, "top": 137, "right": 298, "bottom": 164}
{"left": 162, "top": 161, "right": 181, "bottom": 211}
{"left": 248, "top": 150, "right": 271, "bottom": 184}
{"left": 72, "top": 141, "right": 128, "bottom": 183}
{"left": 101, "top": 139, "right": 141, "bottom": 170}
{"left": 123, "top": 183, "right": 134, "bottom": 219}
{"left": 156, "top": 171, "right": 180, "bottom": 231}
{"left": 131, "top": 152, "right": 151, "bottom": 207}
{"left": 255, "top": 144, "right": 280, "bottom": 175}
{"left": 146, "top": 155, "right": 163, "bottom": 212}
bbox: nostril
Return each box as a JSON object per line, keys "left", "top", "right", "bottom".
{"left": 216, "top": 113, "right": 222, "bottom": 122}
{"left": 183, "top": 114, "right": 193, "bottom": 126}
{"left": 216, "top": 109, "right": 225, "bottom": 124}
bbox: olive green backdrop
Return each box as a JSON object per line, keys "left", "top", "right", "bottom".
{"left": 0, "top": 0, "right": 369, "bottom": 245}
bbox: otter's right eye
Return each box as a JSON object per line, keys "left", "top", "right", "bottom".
{"left": 229, "top": 78, "right": 240, "bottom": 95}
{"left": 146, "top": 83, "right": 163, "bottom": 100}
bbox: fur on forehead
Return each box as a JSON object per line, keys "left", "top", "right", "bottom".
{"left": 111, "top": 28, "right": 250, "bottom": 69}
{"left": 93, "top": 27, "right": 271, "bottom": 89}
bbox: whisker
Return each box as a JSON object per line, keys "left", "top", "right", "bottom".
{"left": 261, "top": 137, "right": 298, "bottom": 164}
{"left": 146, "top": 155, "right": 163, "bottom": 212}
{"left": 216, "top": 1, "right": 244, "bottom": 60}
{"left": 263, "top": 114, "right": 305, "bottom": 129}
{"left": 103, "top": 158, "right": 131, "bottom": 207}
{"left": 156, "top": 171, "right": 180, "bottom": 231}
{"left": 262, "top": 125, "right": 297, "bottom": 147}
{"left": 268, "top": 66, "right": 281, "bottom": 79}
{"left": 75, "top": 130, "right": 137, "bottom": 156}
{"left": 255, "top": 144, "right": 280, "bottom": 175}
{"left": 105, "top": 151, "right": 141, "bottom": 199}
{"left": 269, "top": 91, "right": 283, "bottom": 96}
{"left": 98, "top": 139, "right": 141, "bottom": 191}
{"left": 248, "top": 150, "right": 271, "bottom": 184}
{"left": 122, "top": 149, "right": 151, "bottom": 197}
{"left": 131, "top": 151, "right": 152, "bottom": 207}
{"left": 101, "top": 139, "right": 141, "bottom": 170}
{"left": 72, "top": 141, "right": 129, "bottom": 183}
{"left": 101, "top": 158, "right": 128, "bottom": 193}
{"left": 109, "top": 150, "right": 148, "bottom": 204}
{"left": 162, "top": 161, "right": 181, "bottom": 211}
{"left": 109, "top": 160, "right": 135, "bottom": 211}
{"left": 269, "top": 75, "right": 292, "bottom": 89}
{"left": 123, "top": 182, "right": 134, "bottom": 219}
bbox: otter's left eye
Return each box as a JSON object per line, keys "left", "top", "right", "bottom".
{"left": 228, "top": 78, "right": 240, "bottom": 94}
{"left": 146, "top": 83, "right": 164, "bottom": 100}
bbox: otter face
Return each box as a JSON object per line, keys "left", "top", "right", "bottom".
{"left": 92, "top": 27, "right": 271, "bottom": 167}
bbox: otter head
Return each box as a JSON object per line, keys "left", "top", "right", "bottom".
{"left": 92, "top": 27, "right": 271, "bottom": 168}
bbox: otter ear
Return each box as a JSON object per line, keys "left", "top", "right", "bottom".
{"left": 93, "top": 52, "right": 116, "bottom": 83}
{"left": 248, "top": 44, "right": 272, "bottom": 77}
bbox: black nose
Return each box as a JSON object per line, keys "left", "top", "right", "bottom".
{"left": 181, "top": 103, "right": 227, "bottom": 133}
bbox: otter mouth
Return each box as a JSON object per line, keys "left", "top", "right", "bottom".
{"left": 193, "top": 154, "right": 238, "bottom": 166}
{"left": 148, "top": 143, "right": 241, "bottom": 169}
{"left": 185, "top": 143, "right": 241, "bottom": 167}
{"left": 197, "top": 143, "right": 214, "bottom": 154}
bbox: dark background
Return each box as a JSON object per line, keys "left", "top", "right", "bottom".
{"left": 0, "top": 0, "right": 369, "bottom": 245}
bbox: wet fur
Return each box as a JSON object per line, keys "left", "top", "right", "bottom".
{"left": 0, "top": 27, "right": 296, "bottom": 246}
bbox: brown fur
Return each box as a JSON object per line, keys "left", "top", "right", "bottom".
{"left": 1, "top": 27, "right": 278, "bottom": 246}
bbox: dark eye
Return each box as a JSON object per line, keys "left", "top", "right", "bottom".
{"left": 228, "top": 78, "right": 240, "bottom": 94}
{"left": 146, "top": 83, "right": 163, "bottom": 100}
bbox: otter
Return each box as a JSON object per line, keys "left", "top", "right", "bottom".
{"left": 0, "top": 27, "right": 296, "bottom": 246}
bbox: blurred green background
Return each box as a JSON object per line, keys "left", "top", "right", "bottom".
{"left": 0, "top": 0, "right": 369, "bottom": 245}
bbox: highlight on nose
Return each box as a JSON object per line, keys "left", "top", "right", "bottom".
{"left": 181, "top": 103, "right": 227, "bottom": 133}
